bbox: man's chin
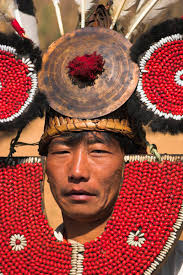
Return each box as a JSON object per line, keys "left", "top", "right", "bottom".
{"left": 65, "top": 210, "right": 99, "bottom": 222}
{"left": 62, "top": 206, "right": 112, "bottom": 224}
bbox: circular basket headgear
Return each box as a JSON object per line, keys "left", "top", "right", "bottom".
{"left": 39, "top": 27, "right": 139, "bottom": 119}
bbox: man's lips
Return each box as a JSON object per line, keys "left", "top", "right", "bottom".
{"left": 66, "top": 189, "right": 95, "bottom": 195}
{"left": 65, "top": 189, "right": 96, "bottom": 201}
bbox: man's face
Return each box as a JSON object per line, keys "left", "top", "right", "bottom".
{"left": 46, "top": 132, "right": 124, "bottom": 222}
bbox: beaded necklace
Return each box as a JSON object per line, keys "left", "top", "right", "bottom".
{"left": 0, "top": 155, "right": 183, "bottom": 274}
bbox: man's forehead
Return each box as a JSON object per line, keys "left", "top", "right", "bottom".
{"left": 49, "top": 131, "right": 116, "bottom": 146}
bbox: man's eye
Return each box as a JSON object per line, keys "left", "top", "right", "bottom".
{"left": 51, "top": 150, "right": 69, "bottom": 155}
{"left": 91, "top": 150, "right": 109, "bottom": 154}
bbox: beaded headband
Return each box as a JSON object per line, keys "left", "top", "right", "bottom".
{"left": 130, "top": 18, "right": 183, "bottom": 134}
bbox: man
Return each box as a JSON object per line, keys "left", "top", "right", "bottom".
{"left": 45, "top": 125, "right": 145, "bottom": 243}
{"left": 0, "top": 1, "right": 182, "bottom": 273}
{"left": 37, "top": 17, "right": 183, "bottom": 272}
{"left": 42, "top": 127, "right": 183, "bottom": 275}
{"left": 47, "top": 131, "right": 126, "bottom": 244}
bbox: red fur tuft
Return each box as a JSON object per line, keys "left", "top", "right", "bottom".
{"left": 68, "top": 51, "right": 104, "bottom": 82}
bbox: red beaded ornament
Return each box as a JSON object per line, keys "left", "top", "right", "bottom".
{"left": 0, "top": 45, "right": 37, "bottom": 123}
{"left": 0, "top": 158, "right": 72, "bottom": 275}
{"left": 0, "top": 156, "right": 183, "bottom": 274}
{"left": 137, "top": 34, "right": 183, "bottom": 120}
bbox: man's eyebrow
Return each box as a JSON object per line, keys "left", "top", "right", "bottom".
{"left": 49, "top": 134, "right": 111, "bottom": 147}
{"left": 49, "top": 139, "right": 70, "bottom": 146}
{"left": 87, "top": 136, "right": 108, "bottom": 145}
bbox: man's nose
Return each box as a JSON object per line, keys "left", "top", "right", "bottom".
{"left": 68, "top": 149, "right": 90, "bottom": 183}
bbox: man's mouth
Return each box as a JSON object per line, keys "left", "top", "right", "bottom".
{"left": 65, "top": 190, "right": 96, "bottom": 201}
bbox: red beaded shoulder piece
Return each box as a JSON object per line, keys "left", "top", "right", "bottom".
{"left": 0, "top": 155, "right": 183, "bottom": 274}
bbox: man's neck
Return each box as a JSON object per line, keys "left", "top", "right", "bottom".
{"left": 62, "top": 215, "right": 109, "bottom": 244}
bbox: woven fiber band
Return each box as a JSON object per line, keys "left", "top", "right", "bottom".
{"left": 41, "top": 115, "right": 134, "bottom": 142}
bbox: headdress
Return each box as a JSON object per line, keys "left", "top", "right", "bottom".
{"left": 0, "top": 1, "right": 183, "bottom": 275}
{"left": 38, "top": 1, "right": 145, "bottom": 155}
{"left": 38, "top": 25, "right": 142, "bottom": 154}
{"left": 38, "top": 0, "right": 183, "bottom": 153}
